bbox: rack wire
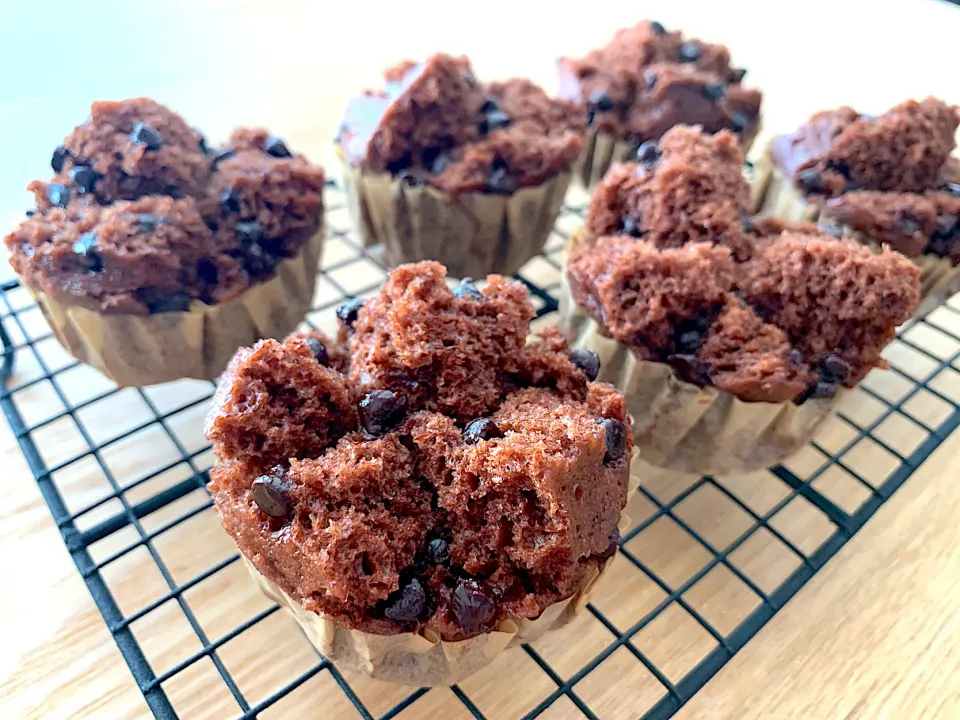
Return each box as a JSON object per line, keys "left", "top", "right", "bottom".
{"left": 3, "top": 181, "right": 960, "bottom": 719}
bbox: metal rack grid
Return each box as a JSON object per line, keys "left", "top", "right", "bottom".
{"left": 3, "top": 181, "right": 960, "bottom": 720}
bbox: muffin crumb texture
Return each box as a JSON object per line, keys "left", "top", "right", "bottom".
{"left": 4, "top": 98, "right": 326, "bottom": 313}
{"left": 337, "top": 54, "right": 585, "bottom": 194}
{"left": 558, "top": 20, "right": 762, "bottom": 144}
{"left": 568, "top": 126, "right": 920, "bottom": 403}
{"left": 771, "top": 97, "right": 960, "bottom": 262}
{"left": 207, "top": 262, "right": 632, "bottom": 641}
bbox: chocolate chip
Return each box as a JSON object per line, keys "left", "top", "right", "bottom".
{"left": 478, "top": 98, "right": 499, "bottom": 113}
{"left": 211, "top": 148, "right": 236, "bottom": 168}
{"left": 934, "top": 213, "right": 959, "bottom": 239}
{"left": 598, "top": 418, "right": 626, "bottom": 464}
{"left": 398, "top": 169, "right": 425, "bottom": 187}
{"left": 702, "top": 82, "right": 725, "bottom": 102}
{"left": 821, "top": 354, "right": 851, "bottom": 384}
{"left": 51, "top": 145, "right": 71, "bottom": 174}
{"left": 787, "top": 349, "right": 804, "bottom": 368}
{"left": 263, "top": 136, "right": 292, "bottom": 158}
{"left": 197, "top": 133, "right": 210, "bottom": 155}
{"left": 136, "top": 214, "right": 171, "bottom": 232}
{"left": 218, "top": 187, "right": 242, "bottom": 215}
{"left": 463, "top": 69, "right": 477, "bottom": 88}
{"left": 451, "top": 580, "right": 497, "bottom": 634}
{"left": 70, "top": 166, "right": 101, "bottom": 195}
{"left": 240, "top": 243, "right": 277, "bottom": 280}
{"left": 304, "top": 337, "right": 330, "bottom": 366}
{"left": 386, "top": 152, "right": 413, "bottom": 175}
{"left": 797, "top": 168, "right": 825, "bottom": 194}
{"left": 485, "top": 163, "right": 517, "bottom": 195}
{"left": 426, "top": 538, "right": 450, "bottom": 565}
{"left": 197, "top": 259, "right": 219, "bottom": 285}
{"left": 676, "top": 330, "right": 704, "bottom": 355}
{"left": 731, "top": 67, "right": 748, "bottom": 83}
{"left": 806, "top": 380, "right": 839, "bottom": 401}
{"left": 478, "top": 98, "right": 510, "bottom": 135}
{"left": 464, "top": 417, "right": 502, "bottom": 444}
{"left": 650, "top": 20, "right": 666, "bottom": 35}
{"left": 667, "top": 354, "right": 711, "bottom": 386}
{"left": 453, "top": 278, "right": 483, "bottom": 300}
{"left": 570, "top": 348, "right": 600, "bottom": 381}
{"left": 896, "top": 210, "right": 922, "bottom": 237}
{"left": 730, "top": 110, "right": 752, "bottom": 134}
{"left": 679, "top": 42, "right": 700, "bottom": 62}
{"left": 429, "top": 153, "right": 452, "bottom": 175}
{"left": 636, "top": 140, "right": 661, "bottom": 165}
{"left": 944, "top": 183, "right": 960, "bottom": 197}
{"left": 235, "top": 221, "right": 264, "bottom": 247}
{"left": 740, "top": 212, "right": 754, "bottom": 234}
{"left": 141, "top": 289, "right": 192, "bottom": 313}
{"left": 72, "top": 232, "right": 103, "bottom": 272}
{"left": 251, "top": 475, "right": 293, "bottom": 518}
{"left": 336, "top": 298, "right": 365, "bottom": 328}
{"left": 589, "top": 90, "right": 615, "bottom": 112}
{"left": 620, "top": 215, "right": 644, "bottom": 237}
{"left": 25, "top": 209, "right": 36, "bottom": 218}
{"left": 47, "top": 183, "right": 70, "bottom": 208}
{"left": 359, "top": 390, "right": 407, "bottom": 436}
{"left": 130, "top": 122, "right": 164, "bottom": 150}
{"left": 384, "top": 578, "right": 426, "bottom": 622}
{"left": 643, "top": 69, "right": 658, "bottom": 91}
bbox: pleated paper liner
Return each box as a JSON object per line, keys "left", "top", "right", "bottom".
{"left": 756, "top": 158, "right": 960, "bottom": 316}
{"left": 30, "top": 227, "right": 324, "bottom": 388}
{"left": 558, "top": 228, "right": 844, "bottom": 475}
{"left": 574, "top": 125, "right": 760, "bottom": 190}
{"left": 242, "top": 472, "right": 639, "bottom": 687}
{"left": 340, "top": 159, "right": 571, "bottom": 279}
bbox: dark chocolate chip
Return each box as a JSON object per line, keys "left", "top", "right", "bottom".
{"left": 463, "top": 69, "right": 477, "bottom": 88}
{"left": 643, "top": 69, "right": 658, "bottom": 90}
{"left": 787, "top": 349, "right": 804, "bottom": 368}
{"left": 636, "top": 140, "right": 661, "bottom": 165}
{"left": 197, "top": 259, "right": 219, "bottom": 285}
{"left": 650, "top": 20, "right": 666, "bottom": 35}
{"left": 426, "top": 538, "right": 450, "bottom": 565}
{"left": 304, "top": 337, "right": 330, "bottom": 366}
{"left": 730, "top": 110, "right": 752, "bottom": 134}
{"left": 70, "top": 166, "right": 101, "bottom": 195}
{"left": 51, "top": 145, "right": 71, "bottom": 174}
{"left": 429, "top": 153, "right": 452, "bottom": 175}
{"left": 359, "top": 390, "right": 407, "bottom": 436}
{"left": 589, "top": 90, "right": 615, "bottom": 112}
{"left": 731, "top": 67, "right": 748, "bottom": 83}
{"left": 251, "top": 475, "right": 293, "bottom": 518}
{"left": 384, "top": 578, "right": 426, "bottom": 623}
{"left": 142, "top": 289, "right": 192, "bottom": 314}
{"left": 240, "top": 243, "right": 277, "bottom": 280}
{"left": 666, "top": 354, "right": 711, "bottom": 386}
{"left": 620, "top": 215, "right": 644, "bottom": 237}
{"left": 47, "top": 183, "right": 70, "bottom": 208}
{"left": 678, "top": 42, "right": 700, "bottom": 62}
{"left": 453, "top": 278, "right": 484, "bottom": 301}
{"left": 336, "top": 298, "right": 365, "bottom": 328}
{"left": 451, "top": 580, "right": 497, "bottom": 634}
{"left": 480, "top": 108, "right": 511, "bottom": 134}
{"left": 397, "top": 169, "right": 425, "bottom": 187}
{"left": 797, "top": 168, "right": 825, "bottom": 194}
{"left": 136, "top": 214, "right": 171, "bottom": 232}
{"left": 702, "top": 82, "right": 725, "bottom": 102}
{"left": 944, "top": 183, "right": 960, "bottom": 197}
{"left": 821, "top": 354, "right": 851, "bottom": 384}
{"left": 25, "top": 209, "right": 36, "bottom": 218}
{"left": 570, "top": 348, "right": 600, "bottom": 381}
{"left": 485, "top": 165, "right": 517, "bottom": 195}
{"left": 464, "top": 418, "right": 502, "bottom": 444}
{"left": 676, "top": 330, "right": 704, "bottom": 355}
{"left": 744, "top": 159, "right": 755, "bottom": 172}
{"left": 934, "top": 213, "right": 959, "bottom": 239}
{"left": 479, "top": 98, "right": 499, "bottom": 114}
{"left": 130, "top": 122, "right": 164, "bottom": 150}
{"left": 263, "top": 136, "right": 292, "bottom": 158}
{"left": 598, "top": 418, "right": 626, "bottom": 464}
{"left": 72, "top": 232, "right": 103, "bottom": 272}
{"left": 740, "top": 212, "right": 754, "bottom": 234}
{"left": 211, "top": 148, "right": 236, "bottom": 168}
{"left": 236, "top": 221, "right": 264, "bottom": 247}
{"left": 197, "top": 132, "right": 210, "bottom": 155}
{"left": 825, "top": 160, "right": 852, "bottom": 180}
{"left": 218, "top": 187, "right": 242, "bottom": 215}
{"left": 896, "top": 210, "right": 922, "bottom": 237}
{"left": 809, "top": 380, "right": 839, "bottom": 400}
{"left": 387, "top": 152, "right": 413, "bottom": 176}
{"left": 585, "top": 109, "right": 596, "bottom": 126}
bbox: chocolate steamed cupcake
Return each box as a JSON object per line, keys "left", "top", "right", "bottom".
{"left": 560, "top": 126, "right": 920, "bottom": 474}
{"left": 558, "top": 20, "right": 762, "bottom": 188}
{"left": 206, "top": 262, "right": 634, "bottom": 685}
{"left": 4, "top": 99, "right": 326, "bottom": 386}
{"left": 759, "top": 97, "right": 960, "bottom": 315}
{"left": 336, "top": 54, "right": 584, "bottom": 278}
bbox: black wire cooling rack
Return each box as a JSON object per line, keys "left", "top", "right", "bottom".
{"left": 3, "top": 181, "right": 960, "bottom": 720}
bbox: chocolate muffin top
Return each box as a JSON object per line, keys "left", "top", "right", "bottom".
{"left": 558, "top": 20, "right": 762, "bottom": 146}
{"left": 568, "top": 126, "right": 920, "bottom": 403}
{"left": 337, "top": 54, "right": 585, "bottom": 195}
{"left": 206, "top": 262, "right": 632, "bottom": 641}
{"left": 771, "top": 97, "right": 960, "bottom": 264}
{"left": 4, "top": 98, "right": 325, "bottom": 314}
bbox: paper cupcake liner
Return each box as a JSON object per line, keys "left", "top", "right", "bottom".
{"left": 341, "top": 161, "right": 571, "bottom": 279}
{"left": 242, "top": 473, "right": 638, "bottom": 687}
{"left": 575, "top": 127, "right": 759, "bottom": 190}
{"left": 759, "top": 165, "right": 960, "bottom": 316}
{"left": 30, "top": 227, "right": 324, "bottom": 387}
{"left": 558, "top": 229, "right": 843, "bottom": 475}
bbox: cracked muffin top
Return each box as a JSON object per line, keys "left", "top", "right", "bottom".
{"left": 4, "top": 98, "right": 325, "bottom": 314}
{"left": 206, "top": 262, "right": 632, "bottom": 641}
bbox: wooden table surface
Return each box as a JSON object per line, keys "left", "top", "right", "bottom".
{"left": 2, "top": 1, "right": 960, "bottom": 718}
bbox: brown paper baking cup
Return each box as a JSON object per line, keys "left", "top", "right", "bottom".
{"left": 575, "top": 127, "right": 759, "bottom": 189}
{"left": 758, "top": 165, "right": 960, "bottom": 316}
{"left": 558, "top": 230, "right": 843, "bottom": 475}
{"left": 30, "top": 227, "right": 324, "bottom": 387}
{"left": 341, "top": 161, "right": 570, "bottom": 279}
{"left": 242, "top": 473, "right": 638, "bottom": 687}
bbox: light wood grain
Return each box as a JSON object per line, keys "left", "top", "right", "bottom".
{"left": 2, "top": 1, "right": 960, "bottom": 718}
